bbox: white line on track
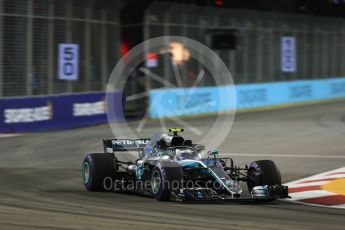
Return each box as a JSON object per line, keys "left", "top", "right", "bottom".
{"left": 284, "top": 199, "right": 345, "bottom": 210}
{"left": 294, "top": 174, "right": 345, "bottom": 182}
{"left": 287, "top": 181, "right": 329, "bottom": 188}
{"left": 332, "top": 204, "right": 345, "bottom": 209}
{"left": 0, "top": 134, "right": 22, "bottom": 139}
{"left": 288, "top": 190, "right": 336, "bottom": 201}
{"left": 286, "top": 167, "right": 345, "bottom": 184}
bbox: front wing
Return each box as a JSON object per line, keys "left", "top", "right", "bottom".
{"left": 171, "top": 185, "right": 289, "bottom": 203}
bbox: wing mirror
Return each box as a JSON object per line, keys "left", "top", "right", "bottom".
{"left": 208, "top": 150, "right": 219, "bottom": 156}
{"left": 161, "top": 155, "right": 170, "bottom": 161}
{"left": 136, "top": 160, "right": 144, "bottom": 165}
{"left": 194, "top": 144, "right": 205, "bottom": 153}
{"left": 208, "top": 150, "right": 219, "bottom": 166}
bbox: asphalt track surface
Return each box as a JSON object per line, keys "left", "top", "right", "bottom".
{"left": 1, "top": 102, "right": 345, "bottom": 230}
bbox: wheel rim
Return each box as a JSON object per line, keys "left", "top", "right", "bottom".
{"left": 151, "top": 171, "right": 161, "bottom": 194}
{"left": 82, "top": 162, "right": 90, "bottom": 184}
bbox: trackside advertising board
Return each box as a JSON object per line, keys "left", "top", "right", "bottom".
{"left": 281, "top": 36, "right": 297, "bottom": 73}
{"left": 0, "top": 92, "right": 124, "bottom": 132}
{"left": 58, "top": 44, "right": 79, "bottom": 80}
{"left": 149, "top": 77, "right": 345, "bottom": 118}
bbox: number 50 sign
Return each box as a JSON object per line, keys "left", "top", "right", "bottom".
{"left": 58, "top": 44, "right": 79, "bottom": 80}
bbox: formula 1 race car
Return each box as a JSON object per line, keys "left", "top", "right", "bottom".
{"left": 82, "top": 128, "right": 289, "bottom": 202}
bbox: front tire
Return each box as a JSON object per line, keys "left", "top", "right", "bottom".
{"left": 82, "top": 153, "right": 117, "bottom": 191}
{"left": 151, "top": 161, "right": 183, "bottom": 201}
{"left": 247, "top": 160, "right": 281, "bottom": 192}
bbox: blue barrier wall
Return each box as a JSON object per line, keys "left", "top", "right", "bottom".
{"left": 0, "top": 92, "right": 124, "bottom": 132}
{"left": 149, "top": 78, "right": 345, "bottom": 118}
{"left": 148, "top": 86, "right": 236, "bottom": 118}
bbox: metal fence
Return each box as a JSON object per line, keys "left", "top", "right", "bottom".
{"left": 144, "top": 2, "right": 345, "bottom": 88}
{"left": 0, "top": 0, "right": 120, "bottom": 97}
{"left": 2, "top": 1, "right": 345, "bottom": 97}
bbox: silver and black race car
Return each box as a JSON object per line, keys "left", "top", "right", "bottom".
{"left": 82, "top": 128, "right": 289, "bottom": 202}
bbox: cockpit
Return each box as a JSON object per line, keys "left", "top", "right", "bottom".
{"left": 143, "top": 133, "right": 201, "bottom": 161}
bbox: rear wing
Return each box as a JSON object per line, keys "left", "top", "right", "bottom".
{"left": 103, "top": 138, "right": 150, "bottom": 153}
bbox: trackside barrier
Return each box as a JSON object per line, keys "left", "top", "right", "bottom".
{"left": 0, "top": 92, "right": 124, "bottom": 132}
{"left": 149, "top": 77, "right": 345, "bottom": 118}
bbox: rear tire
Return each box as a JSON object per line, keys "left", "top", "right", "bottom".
{"left": 151, "top": 161, "right": 183, "bottom": 201}
{"left": 247, "top": 160, "right": 281, "bottom": 192}
{"left": 82, "top": 153, "right": 117, "bottom": 191}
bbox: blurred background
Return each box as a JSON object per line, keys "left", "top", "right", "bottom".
{"left": 0, "top": 2, "right": 345, "bottom": 228}
{"left": 1, "top": 0, "right": 345, "bottom": 131}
